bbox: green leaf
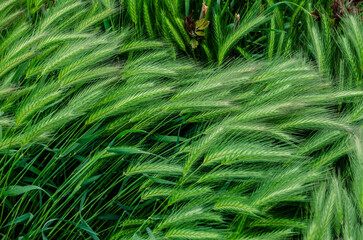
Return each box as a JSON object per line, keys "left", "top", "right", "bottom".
{"left": 143, "top": 174, "right": 176, "bottom": 185}
{"left": 42, "top": 218, "right": 99, "bottom": 240}
{"left": 79, "top": 190, "right": 100, "bottom": 240}
{"left": 185, "top": 0, "right": 190, "bottom": 17}
{"left": 151, "top": 134, "right": 187, "bottom": 143}
{"left": 196, "top": 31, "right": 205, "bottom": 37}
{"left": 107, "top": 147, "right": 148, "bottom": 155}
{"left": 104, "top": 19, "right": 111, "bottom": 31}
{"left": 108, "top": 129, "right": 147, "bottom": 147}
{"left": 1, "top": 185, "right": 48, "bottom": 197}
{"left": 81, "top": 174, "right": 103, "bottom": 187}
{"left": 2, "top": 213, "right": 33, "bottom": 228}
{"left": 97, "top": 214, "right": 120, "bottom": 220}
{"left": 196, "top": 18, "right": 206, "bottom": 29}
{"left": 197, "top": 20, "right": 210, "bottom": 31}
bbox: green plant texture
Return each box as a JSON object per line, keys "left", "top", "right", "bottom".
{"left": 0, "top": 0, "right": 363, "bottom": 239}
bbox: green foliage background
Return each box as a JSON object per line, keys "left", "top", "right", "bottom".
{"left": 0, "top": 0, "right": 363, "bottom": 239}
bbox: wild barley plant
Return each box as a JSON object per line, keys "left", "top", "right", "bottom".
{"left": 0, "top": 0, "right": 362, "bottom": 240}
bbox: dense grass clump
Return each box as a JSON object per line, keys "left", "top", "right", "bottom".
{"left": 0, "top": 0, "right": 363, "bottom": 239}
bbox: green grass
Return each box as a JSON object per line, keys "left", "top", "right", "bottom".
{"left": 0, "top": 0, "right": 363, "bottom": 239}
